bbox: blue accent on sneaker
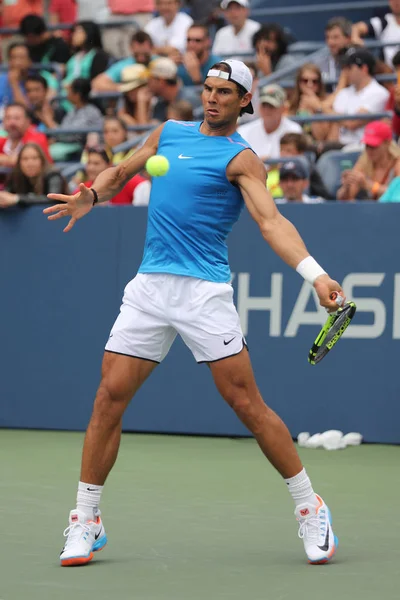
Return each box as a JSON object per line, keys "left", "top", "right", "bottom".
{"left": 93, "top": 534, "right": 107, "bottom": 552}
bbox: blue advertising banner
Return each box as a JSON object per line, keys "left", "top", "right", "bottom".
{"left": 0, "top": 204, "right": 399, "bottom": 443}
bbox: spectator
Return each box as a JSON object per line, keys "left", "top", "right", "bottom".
{"left": 177, "top": 24, "right": 221, "bottom": 86}
{"left": 101, "top": 0, "right": 155, "bottom": 58}
{"left": 147, "top": 57, "right": 201, "bottom": 121}
{"left": 19, "top": 14, "right": 70, "bottom": 65}
{"left": 237, "top": 84, "right": 302, "bottom": 160}
{"left": 287, "top": 63, "right": 337, "bottom": 143}
{"left": 385, "top": 50, "right": 400, "bottom": 136}
{"left": 167, "top": 99, "right": 194, "bottom": 120}
{"left": 0, "top": 103, "right": 51, "bottom": 167}
{"left": 252, "top": 23, "right": 296, "bottom": 77}
{"left": 47, "top": 78, "right": 104, "bottom": 161}
{"left": 212, "top": 0, "right": 260, "bottom": 57}
{"left": 49, "top": 0, "right": 77, "bottom": 40}
{"left": 0, "top": 42, "right": 58, "bottom": 111}
{"left": 337, "top": 121, "right": 400, "bottom": 200}
{"left": 0, "top": 143, "right": 67, "bottom": 208}
{"left": 117, "top": 65, "right": 152, "bottom": 126}
{"left": 267, "top": 132, "right": 331, "bottom": 199}
{"left": 25, "top": 74, "right": 66, "bottom": 131}
{"left": 144, "top": 0, "right": 193, "bottom": 58}
{"left": 1, "top": 0, "right": 42, "bottom": 30}
{"left": 92, "top": 31, "right": 155, "bottom": 92}
{"left": 332, "top": 48, "right": 390, "bottom": 146}
{"left": 102, "top": 117, "right": 132, "bottom": 163}
{"left": 352, "top": 0, "right": 400, "bottom": 67}
{"left": 275, "top": 161, "right": 324, "bottom": 204}
{"left": 62, "top": 22, "right": 111, "bottom": 86}
{"left": 80, "top": 147, "right": 149, "bottom": 205}
{"left": 237, "top": 61, "right": 259, "bottom": 124}
{"left": 317, "top": 17, "right": 352, "bottom": 85}
{"left": 379, "top": 175, "right": 400, "bottom": 201}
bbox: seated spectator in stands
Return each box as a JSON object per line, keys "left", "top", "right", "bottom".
{"left": 49, "top": 0, "right": 77, "bottom": 40}
{"left": 102, "top": 117, "right": 132, "bottom": 163}
{"left": 287, "top": 63, "right": 337, "bottom": 144}
{"left": 385, "top": 50, "right": 400, "bottom": 137}
{"left": 148, "top": 57, "right": 201, "bottom": 122}
{"left": 0, "top": 43, "right": 58, "bottom": 110}
{"left": 25, "top": 74, "right": 66, "bottom": 131}
{"left": 1, "top": 0, "right": 43, "bottom": 30}
{"left": 317, "top": 17, "right": 352, "bottom": 86}
{"left": 167, "top": 99, "right": 194, "bottom": 120}
{"left": 144, "top": 0, "right": 193, "bottom": 58}
{"left": 252, "top": 23, "right": 295, "bottom": 77}
{"left": 117, "top": 65, "right": 152, "bottom": 126}
{"left": 352, "top": 0, "right": 400, "bottom": 67}
{"left": 337, "top": 121, "right": 400, "bottom": 201}
{"left": 237, "top": 61, "right": 259, "bottom": 124}
{"left": 332, "top": 48, "right": 390, "bottom": 147}
{"left": 0, "top": 143, "right": 67, "bottom": 209}
{"left": 47, "top": 78, "right": 104, "bottom": 161}
{"left": 275, "top": 161, "right": 324, "bottom": 204}
{"left": 19, "top": 14, "right": 70, "bottom": 65}
{"left": 62, "top": 22, "right": 111, "bottom": 86}
{"left": 80, "top": 147, "right": 149, "bottom": 205}
{"left": 0, "top": 103, "right": 51, "bottom": 167}
{"left": 177, "top": 24, "right": 221, "bottom": 86}
{"left": 92, "top": 31, "right": 155, "bottom": 92}
{"left": 100, "top": 0, "right": 155, "bottom": 59}
{"left": 212, "top": 0, "right": 260, "bottom": 57}
{"left": 267, "top": 132, "right": 331, "bottom": 199}
{"left": 237, "top": 84, "right": 302, "bottom": 160}
{"left": 378, "top": 175, "right": 400, "bottom": 201}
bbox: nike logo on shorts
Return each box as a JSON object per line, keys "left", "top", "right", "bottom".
{"left": 223, "top": 337, "right": 235, "bottom": 346}
{"left": 178, "top": 154, "right": 193, "bottom": 159}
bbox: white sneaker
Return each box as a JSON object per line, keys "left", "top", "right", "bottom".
{"left": 295, "top": 494, "right": 338, "bottom": 564}
{"left": 60, "top": 509, "right": 107, "bottom": 566}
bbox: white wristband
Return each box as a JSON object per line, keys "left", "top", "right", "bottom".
{"left": 296, "top": 256, "right": 326, "bottom": 285}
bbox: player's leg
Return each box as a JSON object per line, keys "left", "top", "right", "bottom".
{"left": 60, "top": 274, "right": 177, "bottom": 566}
{"left": 210, "top": 348, "right": 302, "bottom": 477}
{"left": 80, "top": 351, "right": 157, "bottom": 486}
{"left": 176, "top": 276, "right": 337, "bottom": 564}
{"left": 209, "top": 350, "right": 338, "bottom": 564}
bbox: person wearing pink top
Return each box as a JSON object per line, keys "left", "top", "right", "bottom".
{"left": 102, "top": 0, "right": 155, "bottom": 58}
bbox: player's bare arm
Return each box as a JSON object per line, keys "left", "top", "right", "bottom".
{"left": 227, "top": 149, "right": 344, "bottom": 311}
{"left": 43, "top": 125, "right": 165, "bottom": 233}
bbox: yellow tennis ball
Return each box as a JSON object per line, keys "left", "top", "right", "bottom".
{"left": 146, "top": 155, "right": 170, "bottom": 177}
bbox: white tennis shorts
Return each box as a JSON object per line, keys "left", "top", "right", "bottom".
{"left": 105, "top": 273, "right": 246, "bottom": 363}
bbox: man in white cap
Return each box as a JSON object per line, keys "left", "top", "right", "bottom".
{"left": 46, "top": 59, "right": 342, "bottom": 568}
{"left": 238, "top": 83, "right": 302, "bottom": 160}
{"left": 212, "top": 0, "right": 261, "bottom": 57}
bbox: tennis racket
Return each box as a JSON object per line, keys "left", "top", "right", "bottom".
{"left": 308, "top": 292, "right": 357, "bottom": 365}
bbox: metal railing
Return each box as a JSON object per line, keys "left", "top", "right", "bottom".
{"left": 251, "top": 0, "right": 388, "bottom": 18}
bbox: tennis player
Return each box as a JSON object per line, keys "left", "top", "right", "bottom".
{"left": 45, "top": 60, "right": 342, "bottom": 567}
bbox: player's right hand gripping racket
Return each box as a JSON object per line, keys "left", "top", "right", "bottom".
{"left": 308, "top": 292, "right": 357, "bottom": 365}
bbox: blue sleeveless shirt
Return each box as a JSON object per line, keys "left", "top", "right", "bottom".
{"left": 138, "top": 120, "right": 251, "bottom": 283}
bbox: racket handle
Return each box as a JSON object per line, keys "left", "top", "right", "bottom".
{"left": 330, "top": 291, "right": 344, "bottom": 307}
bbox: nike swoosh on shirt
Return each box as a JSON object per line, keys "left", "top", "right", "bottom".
{"left": 318, "top": 528, "right": 330, "bottom": 551}
{"left": 178, "top": 154, "right": 193, "bottom": 159}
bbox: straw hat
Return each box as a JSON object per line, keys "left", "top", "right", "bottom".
{"left": 118, "top": 64, "right": 149, "bottom": 93}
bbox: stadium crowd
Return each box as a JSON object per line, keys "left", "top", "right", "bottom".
{"left": 1, "top": 0, "right": 400, "bottom": 208}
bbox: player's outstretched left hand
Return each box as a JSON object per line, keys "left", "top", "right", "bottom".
{"left": 313, "top": 274, "right": 346, "bottom": 313}
{"left": 43, "top": 183, "right": 95, "bottom": 233}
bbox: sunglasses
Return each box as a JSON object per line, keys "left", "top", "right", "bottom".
{"left": 300, "top": 77, "right": 320, "bottom": 84}
{"left": 187, "top": 37, "right": 205, "bottom": 42}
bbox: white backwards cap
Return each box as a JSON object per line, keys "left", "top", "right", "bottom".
{"left": 206, "top": 59, "right": 254, "bottom": 114}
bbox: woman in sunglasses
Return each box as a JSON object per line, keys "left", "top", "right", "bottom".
{"left": 287, "top": 63, "right": 337, "bottom": 143}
